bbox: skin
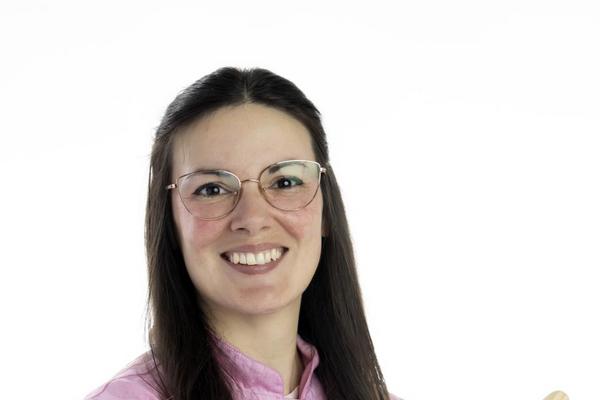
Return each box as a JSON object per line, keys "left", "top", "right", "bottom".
{"left": 170, "top": 103, "right": 324, "bottom": 394}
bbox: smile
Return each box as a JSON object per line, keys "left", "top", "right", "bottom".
{"left": 222, "top": 247, "right": 288, "bottom": 266}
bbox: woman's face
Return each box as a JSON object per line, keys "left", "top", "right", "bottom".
{"left": 170, "top": 103, "right": 324, "bottom": 320}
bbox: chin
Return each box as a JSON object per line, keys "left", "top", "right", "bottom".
{"left": 231, "top": 292, "right": 302, "bottom": 316}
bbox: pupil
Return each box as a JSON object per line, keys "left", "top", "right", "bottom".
{"left": 280, "top": 179, "right": 290, "bottom": 188}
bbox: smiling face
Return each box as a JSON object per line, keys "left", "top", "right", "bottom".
{"left": 170, "top": 103, "right": 324, "bottom": 322}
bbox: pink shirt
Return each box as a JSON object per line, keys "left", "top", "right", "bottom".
{"left": 84, "top": 335, "right": 400, "bottom": 399}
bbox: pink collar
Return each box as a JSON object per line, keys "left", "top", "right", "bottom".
{"left": 212, "top": 334, "right": 321, "bottom": 398}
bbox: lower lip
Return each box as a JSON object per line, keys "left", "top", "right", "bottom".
{"left": 221, "top": 249, "right": 288, "bottom": 275}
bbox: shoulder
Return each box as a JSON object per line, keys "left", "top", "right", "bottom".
{"left": 83, "top": 352, "right": 161, "bottom": 400}
{"left": 389, "top": 393, "right": 404, "bottom": 400}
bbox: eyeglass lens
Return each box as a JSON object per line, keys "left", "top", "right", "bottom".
{"left": 177, "top": 160, "right": 321, "bottom": 219}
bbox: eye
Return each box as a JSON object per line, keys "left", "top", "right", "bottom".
{"left": 271, "top": 176, "right": 303, "bottom": 189}
{"left": 192, "top": 183, "right": 232, "bottom": 197}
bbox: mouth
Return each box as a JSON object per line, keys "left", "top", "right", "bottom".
{"left": 220, "top": 247, "right": 289, "bottom": 266}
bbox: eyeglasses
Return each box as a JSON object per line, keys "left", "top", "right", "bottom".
{"left": 166, "top": 159, "right": 327, "bottom": 220}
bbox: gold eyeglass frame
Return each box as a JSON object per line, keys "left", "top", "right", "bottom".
{"left": 165, "top": 159, "right": 327, "bottom": 220}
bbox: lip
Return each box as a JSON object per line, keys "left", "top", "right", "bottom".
{"left": 221, "top": 242, "right": 287, "bottom": 254}
{"left": 221, "top": 248, "right": 289, "bottom": 275}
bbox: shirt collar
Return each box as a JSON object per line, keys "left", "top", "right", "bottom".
{"left": 212, "top": 334, "right": 320, "bottom": 398}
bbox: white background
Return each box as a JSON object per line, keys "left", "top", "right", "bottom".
{"left": 0, "top": 1, "right": 598, "bottom": 399}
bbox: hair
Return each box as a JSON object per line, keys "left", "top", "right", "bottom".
{"left": 144, "top": 67, "right": 392, "bottom": 399}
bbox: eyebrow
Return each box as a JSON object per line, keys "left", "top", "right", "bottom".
{"left": 189, "top": 159, "right": 307, "bottom": 175}
{"left": 266, "top": 164, "right": 283, "bottom": 174}
{"left": 266, "top": 160, "right": 306, "bottom": 174}
{"left": 189, "top": 169, "right": 232, "bottom": 177}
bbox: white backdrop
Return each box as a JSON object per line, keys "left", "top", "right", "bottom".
{"left": 0, "top": 1, "right": 598, "bottom": 399}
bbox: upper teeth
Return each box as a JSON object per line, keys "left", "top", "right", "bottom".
{"left": 225, "top": 248, "right": 284, "bottom": 265}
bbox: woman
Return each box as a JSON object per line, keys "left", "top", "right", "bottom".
{"left": 85, "top": 66, "right": 400, "bottom": 399}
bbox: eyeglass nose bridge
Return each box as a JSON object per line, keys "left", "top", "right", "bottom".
{"left": 240, "top": 178, "right": 261, "bottom": 185}
{"left": 235, "top": 177, "right": 269, "bottom": 204}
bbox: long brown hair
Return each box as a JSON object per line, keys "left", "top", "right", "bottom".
{"left": 144, "top": 67, "right": 392, "bottom": 399}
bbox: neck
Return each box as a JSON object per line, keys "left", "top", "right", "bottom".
{"left": 207, "top": 297, "right": 304, "bottom": 394}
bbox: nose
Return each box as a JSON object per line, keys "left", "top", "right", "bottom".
{"left": 228, "top": 179, "right": 273, "bottom": 235}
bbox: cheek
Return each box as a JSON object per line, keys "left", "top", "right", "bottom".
{"left": 172, "top": 196, "right": 225, "bottom": 250}
{"left": 181, "top": 220, "right": 226, "bottom": 254}
{"left": 280, "top": 194, "right": 323, "bottom": 241}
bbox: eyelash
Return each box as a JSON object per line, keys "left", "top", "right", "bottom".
{"left": 268, "top": 176, "right": 303, "bottom": 189}
{"left": 192, "top": 176, "right": 303, "bottom": 197}
{"left": 193, "top": 184, "right": 233, "bottom": 197}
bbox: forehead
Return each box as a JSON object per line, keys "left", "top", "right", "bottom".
{"left": 171, "top": 103, "right": 316, "bottom": 178}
